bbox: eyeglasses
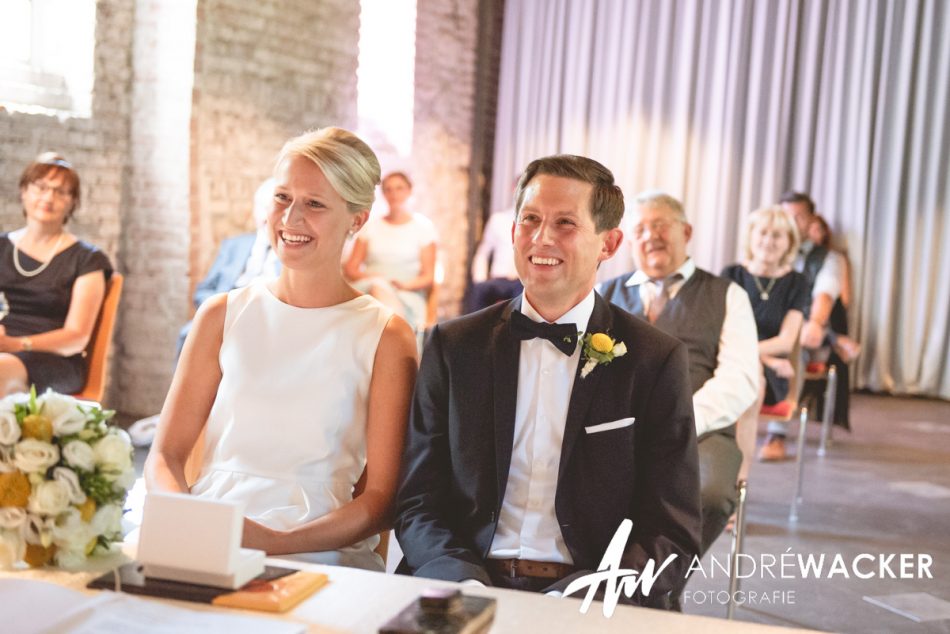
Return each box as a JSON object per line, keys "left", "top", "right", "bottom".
{"left": 632, "top": 219, "right": 680, "bottom": 239}
{"left": 29, "top": 181, "right": 73, "bottom": 199}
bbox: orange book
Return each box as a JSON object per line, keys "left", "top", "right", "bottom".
{"left": 212, "top": 571, "right": 329, "bottom": 613}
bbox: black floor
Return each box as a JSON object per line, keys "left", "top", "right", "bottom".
{"left": 684, "top": 393, "right": 950, "bottom": 633}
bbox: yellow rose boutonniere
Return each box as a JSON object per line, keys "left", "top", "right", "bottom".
{"left": 580, "top": 332, "right": 628, "bottom": 378}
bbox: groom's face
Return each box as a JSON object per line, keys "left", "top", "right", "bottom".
{"left": 513, "top": 174, "right": 616, "bottom": 312}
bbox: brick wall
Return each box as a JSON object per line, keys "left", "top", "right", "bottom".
{"left": 1, "top": 0, "right": 497, "bottom": 414}
{"left": 411, "top": 0, "right": 481, "bottom": 317}
{"left": 112, "top": 0, "right": 197, "bottom": 413}
{"left": 190, "top": 0, "right": 360, "bottom": 286}
{"left": 0, "top": 0, "right": 133, "bottom": 259}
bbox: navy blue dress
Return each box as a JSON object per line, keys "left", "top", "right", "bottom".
{"left": 721, "top": 265, "right": 809, "bottom": 404}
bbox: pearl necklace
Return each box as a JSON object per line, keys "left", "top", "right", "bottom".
{"left": 13, "top": 233, "right": 66, "bottom": 278}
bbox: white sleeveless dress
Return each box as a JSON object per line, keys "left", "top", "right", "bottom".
{"left": 190, "top": 282, "right": 394, "bottom": 571}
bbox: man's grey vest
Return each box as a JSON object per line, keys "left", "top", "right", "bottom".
{"left": 600, "top": 268, "right": 730, "bottom": 395}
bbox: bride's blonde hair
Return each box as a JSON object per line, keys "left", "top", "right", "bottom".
{"left": 276, "top": 127, "right": 381, "bottom": 213}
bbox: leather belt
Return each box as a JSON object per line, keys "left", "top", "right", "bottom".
{"left": 487, "top": 558, "right": 577, "bottom": 580}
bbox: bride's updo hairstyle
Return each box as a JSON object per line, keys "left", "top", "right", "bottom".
{"left": 276, "top": 127, "right": 381, "bottom": 214}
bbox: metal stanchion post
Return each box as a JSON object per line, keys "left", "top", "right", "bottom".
{"left": 818, "top": 366, "right": 837, "bottom": 456}
{"left": 789, "top": 407, "right": 808, "bottom": 523}
{"left": 727, "top": 479, "right": 748, "bottom": 620}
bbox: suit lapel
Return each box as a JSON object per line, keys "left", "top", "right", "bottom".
{"left": 558, "top": 294, "right": 615, "bottom": 483}
{"left": 492, "top": 298, "right": 521, "bottom": 505}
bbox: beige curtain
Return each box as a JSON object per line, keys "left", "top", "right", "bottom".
{"left": 491, "top": 0, "right": 950, "bottom": 398}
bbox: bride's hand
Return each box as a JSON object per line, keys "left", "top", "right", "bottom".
{"left": 242, "top": 517, "right": 281, "bottom": 553}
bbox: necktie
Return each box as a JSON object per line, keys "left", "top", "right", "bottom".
{"left": 509, "top": 310, "right": 578, "bottom": 356}
{"left": 648, "top": 274, "right": 680, "bottom": 323}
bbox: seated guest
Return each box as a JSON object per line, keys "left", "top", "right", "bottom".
{"left": 344, "top": 172, "right": 437, "bottom": 331}
{"left": 782, "top": 192, "right": 852, "bottom": 430}
{"left": 462, "top": 207, "right": 522, "bottom": 313}
{"left": 395, "top": 156, "right": 701, "bottom": 607}
{"left": 722, "top": 206, "right": 809, "bottom": 461}
{"left": 806, "top": 213, "right": 859, "bottom": 427}
{"left": 599, "top": 191, "right": 759, "bottom": 606}
{"left": 176, "top": 178, "right": 280, "bottom": 358}
{"left": 0, "top": 153, "right": 112, "bottom": 396}
{"left": 145, "top": 128, "right": 418, "bottom": 571}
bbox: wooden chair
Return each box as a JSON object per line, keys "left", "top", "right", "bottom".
{"left": 72, "top": 273, "right": 124, "bottom": 403}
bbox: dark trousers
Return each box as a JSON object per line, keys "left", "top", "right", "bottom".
{"left": 669, "top": 427, "right": 741, "bottom": 607}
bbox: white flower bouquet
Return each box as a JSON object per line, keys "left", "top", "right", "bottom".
{"left": 0, "top": 387, "right": 133, "bottom": 569}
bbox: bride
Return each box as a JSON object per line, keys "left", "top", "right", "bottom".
{"left": 145, "top": 128, "right": 417, "bottom": 571}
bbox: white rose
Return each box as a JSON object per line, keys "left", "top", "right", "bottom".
{"left": 0, "top": 507, "right": 27, "bottom": 530}
{"left": 0, "top": 402, "right": 21, "bottom": 445}
{"left": 13, "top": 439, "right": 60, "bottom": 474}
{"left": 62, "top": 441, "right": 96, "bottom": 472}
{"left": 93, "top": 431, "right": 133, "bottom": 474}
{"left": 612, "top": 341, "right": 627, "bottom": 357}
{"left": 1, "top": 393, "right": 30, "bottom": 408}
{"left": 113, "top": 467, "right": 136, "bottom": 492}
{"left": 52, "top": 508, "right": 96, "bottom": 553}
{"left": 21, "top": 513, "right": 55, "bottom": 546}
{"left": 0, "top": 529, "right": 26, "bottom": 569}
{"left": 40, "top": 391, "right": 87, "bottom": 437}
{"left": 28, "top": 480, "right": 71, "bottom": 516}
{"left": 53, "top": 467, "right": 87, "bottom": 505}
{"left": 55, "top": 548, "right": 90, "bottom": 569}
{"left": 91, "top": 504, "right": 123, "bottom": 537}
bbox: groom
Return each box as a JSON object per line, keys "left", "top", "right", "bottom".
{"left": 395, "top": 155, "right": 701, "bottom": 607}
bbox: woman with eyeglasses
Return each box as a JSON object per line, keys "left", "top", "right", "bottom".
{"left": 0, "top": 152, "right": 112, "bottom": 397}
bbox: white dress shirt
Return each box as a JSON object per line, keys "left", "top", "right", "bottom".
{"left": 471, "top": 211, "right": 518, "bottom": 282}
{"left": 488, "top": 290, "right": 596, "bottom": 564}
{"left": 625, "top": 259, "right": 759, "bottom": 437}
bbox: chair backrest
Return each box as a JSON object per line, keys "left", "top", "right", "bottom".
{"left": 73, "top": 273, "right": 124, "bottom": 403}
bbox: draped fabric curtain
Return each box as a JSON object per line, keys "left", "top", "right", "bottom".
{"left": 491, "top": 0, "right": 950, "bottom": 398}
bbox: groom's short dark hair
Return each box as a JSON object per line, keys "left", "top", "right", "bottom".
{"left": 514, "top": 155, "right": 624, "bottom": 232}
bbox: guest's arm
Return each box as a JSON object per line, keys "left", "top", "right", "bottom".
{"left": 0, "top": 270, "right": 105, "bottom": 356}
{"left": 343, "top": 237, "right": 370, "bottom": 281}
{"left": 801, "top": 253, "right": 841, "bottom": 348}
{"left": 691, "top": 284, "right": 760, "bottom": 436}
{"left": 393, "top": 243, "right": 436, "bottom": 291}
{"left": 144, "top": 294, "right": 227, "bottom": 493}
{"left": 241, "top": 315, "right": 418, "bottom": 554}
{"left": 759, "top": 309, "right": 803, "bottom": 357}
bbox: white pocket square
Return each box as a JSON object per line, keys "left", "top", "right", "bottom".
{"left": 584, "top": 417, "right": 636, "bottom": 434}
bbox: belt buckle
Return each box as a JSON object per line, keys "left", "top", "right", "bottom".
{"left": 510, "top": 559, "right": 517, "bottom": 578}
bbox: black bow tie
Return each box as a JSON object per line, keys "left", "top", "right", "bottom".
{"left": 509, "top": 310, "right": 578, "bottom": 356}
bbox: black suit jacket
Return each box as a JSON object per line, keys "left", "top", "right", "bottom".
{"left": 394, "top": 293, "right": 701, "bottom": 605}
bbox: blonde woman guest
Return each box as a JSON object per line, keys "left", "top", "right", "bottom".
{"left": 145, "top": 128, "right": 418, "bottom": 571}
{"left": 0, "top": 153, "right": 112, "bottom": 397}
{"left": 722, "top": 206, "right": 809, "bottom": 462}
{"left": 343, "top": 172, "right": 437, "bottom": 331}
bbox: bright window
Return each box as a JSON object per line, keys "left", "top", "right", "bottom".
{"left": 357, "top": 0, "right": 416, "bottom": 158}
{"left": 0, "top": 0, "right": 96, "bottom": 117}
